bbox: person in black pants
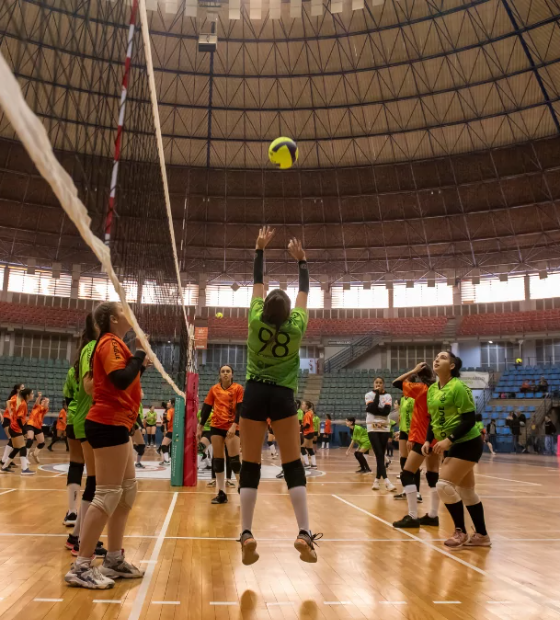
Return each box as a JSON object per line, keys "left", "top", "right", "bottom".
{"left": 365, "top": 377, "right": 396, "bottom": 492}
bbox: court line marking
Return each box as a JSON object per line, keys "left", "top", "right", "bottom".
{"left": 0, "top": 489, "right": 15, "bottom": 496}
{"left": 475, "top": 474, "right": 541, "bottom": 486}
{"left": 151, "top": 601, "right": 180, "bottom": 605}
{"left": 34, "top": 598, "right": 63, "bottom": 603}
{"left": 127, "top": 492, "right": 178, "bottom": 620}
{"left": 434, "top": 601, "right": 462, "bottom": 604}
{"left": 332, "top": 494, "right": 560, "bottom": 613}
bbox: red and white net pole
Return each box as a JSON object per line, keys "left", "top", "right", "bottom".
{"left": 104, "top": 0, "right": 139, "bottom": 245}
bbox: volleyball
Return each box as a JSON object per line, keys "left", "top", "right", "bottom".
{"left": 215, "top": 312, "right": 224, "bottom": 319}
{"left": 268, "top": 137, "right": 298, "bottom": 169}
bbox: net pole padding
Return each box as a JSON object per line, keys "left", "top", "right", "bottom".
{"left": 136, "top": 0, "right": 191, "bottom": 346}
{"left": 183, "top": 371, "right": 199, "bottom": 487}
{"left": 104, "top": 0, "right": 139, "bottom": 246}
{"left": 170, "top": 396, "right": 185, "bottom": 486}
{"left": 0, "top": 50, "right": 185, "bottom": 399}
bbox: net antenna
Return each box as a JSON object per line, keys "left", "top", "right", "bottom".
{"left": 0, "top": 23, "right": 191, "bottom": 398}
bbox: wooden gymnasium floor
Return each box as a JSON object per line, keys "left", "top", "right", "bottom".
{"left": 0, "top": 444, "right": 559, "bottom": 620}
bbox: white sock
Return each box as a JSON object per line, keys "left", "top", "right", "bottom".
{"left": 79, "top": 500, "right": 91, "bottom": 541}
{"left": 107, "top": 550, "right": 122, "bottom": 561}
{"left": 288, "top": 486, "right": 310, "bottom": 533}
{"left": 75, "top": 556, "right": 92, "bottom": 568}
{"left": 310, "top": 454, "right": 317, "bottom": 466}
{"left": 2, "top": 457, "right": 13, "bottom": 469}
{"left": 216, "top": 471, "right": 225, "bottom": 493}
{"left": 429, "top": 487, "right": 440, "bottom": 518}
{"left": 3, "top": 445, "right": 11, "bottom": 463}
{"left": 163, "top": 451, "right": 170, "bottom": 463}
{"left": 72, "top": 510, "right": 82, "bottom": 537}
{"left": 197, "top": 454, "right": 202, "bottom": 467}
{"left": 20, "top": 456, "right": 29, "bottom": 470}
{"left": 67, "top": 483, "right": 80, "bottom": 514}
{"left": 240, "top": 488, "right": 258, "bottom": 532}
{"left": 322, "top": 442, "right": 325, "bottom": 449}
{"left": 404, "top": 484, "right": 418, "bottom": 519}
{"left": 302, "top": 453, "right": 309, "bottom": 466}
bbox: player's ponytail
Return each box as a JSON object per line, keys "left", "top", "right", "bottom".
{"left": 73, "top": 313, "right": 97, "bottom": 378}
{"left": 262, "top": 289, "right": 291, "bottom": 346}
{"left": 89, "top": 302, "right": 118, "bottom": 376}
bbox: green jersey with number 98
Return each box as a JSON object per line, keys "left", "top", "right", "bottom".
{"left": 246, "top": 297, "right": 308, "bottom": 393}
{"left": 427, "top": 377, "right": 479, "bottom": 443}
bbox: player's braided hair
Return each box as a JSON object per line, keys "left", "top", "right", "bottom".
{"left": 73, "top": 312, "right": 96, "bottom": 378}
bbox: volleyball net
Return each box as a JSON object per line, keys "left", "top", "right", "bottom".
{"left": 0, "top": 0, "right": 198, "bottom": 485}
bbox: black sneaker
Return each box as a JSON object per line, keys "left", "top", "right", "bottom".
{"left": 294, "top": 530, "right": 323, "bottom": 563}
{"left": 211, "top": 490, "right": 228, "bottom": 504}
{"left": 65, "top": 534, "right": 79, "bottom": 550}
{"left": 355, "top": 468, "right": 367, "bottom": 473}
{"left": 239, "top": 530, "right": 259, "bottom": 566}
{"left": 393, "top": 492, "right": 406, "bottom": 500}
{"left": 135, "top": 462, "right": 145, "bottom": 469}
{"left": 63, "top": 511, "right": 78, "bottom": 527}
{"left": 393, "top": 514, "right": 420, "bottom": 528}
{"left": 95, "top": 541, "right": 107, "bottom": 558}
{"left": 417, "top": 493, "right": 423, "bottom": 503}
{"left": 275, "top": 471, "right": 285, "bottom": 479}
{"left": 419, "top": 514, "right": 439, "bottom": 526}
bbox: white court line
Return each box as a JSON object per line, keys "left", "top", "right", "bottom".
{"left": 210, "top": 602, "right": 239, "bottom": 606}
{"left": 34, "top": 598, "right": 63, "bottom": 603}
{"left": 434, "top": 601, "right": 462, "bottom": 604}
{"left": 332, "top": 494, "right": 560, "bottom": 613}
{"left": 151, "top": 601, "right": 180, "bottom": 605}
{"left": 139, "top": 560, "right": 158, "bottom": 564}
{"left": 0, "top": 489, "right": 15, "bottom": 496}
{"left": 475, "top": 474, "right": 541, "bottom": 486}
{"left": 93, "top": 600, "right": 123, "bottom": 604}
{"left": 127, "top": 492, "right": 178, "bottom": 620}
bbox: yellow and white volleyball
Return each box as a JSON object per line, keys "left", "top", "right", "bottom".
{"left": 215, "top": 312, "right": 224, "bottom": 319}
{"left": 268, "top": 137, "right": 298, "bottom": 169}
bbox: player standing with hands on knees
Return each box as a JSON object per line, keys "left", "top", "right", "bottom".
{"left": 237, "top": 227, "right": 322, "bottom": 566}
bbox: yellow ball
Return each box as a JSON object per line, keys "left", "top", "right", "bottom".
{"left": 215, "top": 312, "right": 224, "bottom": 319}
{"left": 269, "top": 137, "right": 298, "bottom": 170}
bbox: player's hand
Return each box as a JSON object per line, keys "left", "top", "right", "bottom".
{"left": 288, "top": 238, "right": 306, "bottom": 262}
{"left": 256, "top": 226, "right": 275, "bottom": 250}
{"left": 432, "top": 438, "right": 452, "bottom": 455}
{"left": 414, "top": 362, "right": 428, "bottom": 373}
{"left": 421, "top": 442, "right": 432, "bottom": 457}
{"left": 196, "top": 424, "right": 203, "bottom": 442}
{"left": 407, "top": 440, "right": 413, "bottom": 452}
{"left": 226, "top": 423, "right": 237, "bottom": 439}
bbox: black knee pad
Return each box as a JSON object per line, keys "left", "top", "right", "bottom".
{"left": 7, "top": 439, "right": 12, "bottom": 447}
{"left": 67, "top": 461, "right": 84, "bottom": 486}
{"left": 400, "top": 456, "right": 407, "bottom": 471}
{"left": 136, "top": 444, "right": 145, "bottom": 456}
{"left": 401, "top": 469, "right": 416, "bottom": 487}
{"left": 239, "top": 460, "right": 261, "bottom": 489}
{"left": 426, "top": 470, "right": 439, "bottom": 488}
{"left": 25, "top": 438, "right": 33, "bottom": 449}
{"left": 161, "top": 444, "right": 169, "bottom": 454}
{"left": 229, "top": 454, "right": 241, "bottom": 475}
{"left": 267, "top": 441, "right": 273, "bottom": 446}
{"left": 20, "top": 447, "right": 27, "bottom": 457}
{"left": 37, "top": 442, "right": 45, "bottom": 450}
{"left": 283, "top": 459, "right": 307, "bottom": 489}
{"left": 83, "top": 475, "right": 96, "bottom": 502}
{"left": 8, "top": 447, "right": 19, "bottom": 459}
{"left": 213, "top": 457, "right": 225, "bottom": 474}
{"left": 307, "top": 448, "right": 314, "bottom": 457}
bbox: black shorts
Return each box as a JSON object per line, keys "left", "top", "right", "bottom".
{"left": 303, "top": 433, "right": 315, "bottom": 442}
{"left": 400, "top": 431, "right": 409, "bottom": 441}
{"left": 411, "top": 442, "right": 424, "bottom": 455}
{"left": 210, "top": 427, "right": 240, "bottom": 438}
{"left": 165, "top": 431, "right": 173, "bottom": 440}
{"left": 240, "top": 380, "right": 297, "bottom": 422}
{"left": 66, "top": 424, "right": 75, "bottom": 440}
{"left": 202, "top": 430, "right": 212, "bottom": 441}
{"left": 85, "top": 419, "right": 130, "bottom": 449}
{"left": 8, "top": 427, "right": 23, "bottom": 439}
{"left": 146, "top": 423, "right": 156, "bottom": 428}
{"left": 25, "top": 425, "right": 42, "bottom": 437}
{"left": 444, "top": 435, "right": 484, "bottom": 463}
{"left": 313, "top": 432, "right": 318, "bottom": 441}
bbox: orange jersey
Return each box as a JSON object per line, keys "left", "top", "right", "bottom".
{"left": 167, "top": 408, "right": 175, "bottom": 431}
{"left": 324, "top": 419, "right": 332, "bottom": 434}
{"left": 9, "top": 395, "right": 28, "bottom": 433}
{"left": 403, "top": 381, "right": 431, "bottom": 445}
{"left": 28, "top": 405, "right": 48, "bottom": 429}
{"left": 204, "top": 383, "right": 244, "bottom": 430}
{"left": 56, "top": 409, "right": 67, "bottom": 431}
{"left": 303, "top": 411, "right": 314, "bottom": 436}
{"left": 87, "top": 333, "right": 142, "bottom": 431}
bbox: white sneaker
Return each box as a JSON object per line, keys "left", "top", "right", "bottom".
{"left": 100, "top": 554, "right": 144, "bottom": 580}
{"left": 65, "top": 563, "right": 115, "bottom": 589}
{"left": 372, "top": 479, "right": 380, "bottom": 490}
{"left": 385, "top": 479, "right": 396, "bottom": 492}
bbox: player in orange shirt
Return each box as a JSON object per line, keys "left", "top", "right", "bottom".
{"left": 1, "top": 383, "right": 24, "bottom": 468}
{"left": 321, "top": 414, "right": 332, "bottom": 450}
{"left": 392, "top": 363, "right": 441, "bottom": 529}
{"left": 1, "top": 387, "right": 36, "bottom": 475}
{"left": 65, "top": 301, "right": 148, "bottom": 590}
{"left": 301, "top": 401, "right": 317, "bottom": 469}
{"left": 25, "top": 395, "right": 49, "bottom": 463}
{"left": 159, "top": 399, "right": 175, "bottom": 466}
{"left": 197, "top": 365, "right": 244, "bottom": 505}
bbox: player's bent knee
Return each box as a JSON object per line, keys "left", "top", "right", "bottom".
{"left": 136, "top": 444, "right": 145, "bottom": 456}
{"left": 240, "top": 461, "right": 261, "bottom": 489}
{"left": 119, "top": 478, "right": 138, "bottom": 510}
{"left": 37, "top": 442, "right": 45, "bottom": 450}
{"left": 436, "top": 479, "right": 461, "bottom": 504}
{"left": 91, "top": 485, "right": 123, "bottom": 516}
{"left": 213, "top": 457, "right": 225, "bottom": 474}
{"left": 457, "top": 486, "right": 479, "bottom": 506}
{"left": 229, "top": 454, "right": 241, "bottom": 474}
{"left": 426, "top": 470, "right": 439, "bottom": 488}
{"left": 400, "top": 469, "right": 416, "bottom": 487}
{"left": 83, "top": 475, "right": 96, "bottom": 502}
{"left": 25, "top": 439, "right": 33, "bottom": 449}
{"left": 283, "top": 459, "right": 306, "bottom": 489}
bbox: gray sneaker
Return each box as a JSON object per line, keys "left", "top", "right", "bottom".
{"left": 100, "top": 555, "right": 144, "bottom": 580}
{"left": 65, "top": 563, "right": 115, "bottom": 589}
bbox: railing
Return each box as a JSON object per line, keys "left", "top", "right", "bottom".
{"left": 476, "top": 371, "right": 497, "bottom": 414}
{"left": 324, "top": 333, "right": 383, "bottom": 373}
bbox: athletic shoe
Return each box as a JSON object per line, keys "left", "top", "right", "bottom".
{"left": 393, "top": 492, "right": 406, "bottom": 500}
{"left": 65, "top": 534, "right": 79, "bottom": 550}
{"left": 47, "top": 445, "right": 53, "bottom": 452}
{"left": 385, "top": 479, "right": 396, "bottom": 492}
{"left": 464, "top": 533, "right": 492, "bottom": 547}
{"left": 226, "top": 480, "right": 236, "bottom": 487}
{"left": 211, "top": 490, "right": 228, "bottom": 504}
{"left": 240, "top": 530, "right": 259, "bottom": 566}
{"left": 100, "top": 554, "right": 144, "bottom": 579}
{"left": 275, "top": 471, "right": 285, "bottom": 479}
{"left": 419, "top": 514, "right": 439, "bottom": 526}
{"left": 385, "top": 460, "right": 391, "bottom": 469}
{"left": 294, "top": 530, "right": 323, "bottom": 563}
{"left": 63, "top": 512, "right": 78, "bottom": 527}
{"left": 393, "top": 514, "right": 420, "bottom": 528}
{"left": 271, "top": 454, "right": 278, "bottom": 459}
{"left": 0, "top": 467, "right": 11, "bottom": 474}
{"left": 304, "top": 464, "right": 311, "bottom": 469}
{"left": 207, "top": 480, "right": 216, "bottom": 487}
{"left": 396, "top": 473, "right": 401, "bottom": 480}
{"left": 310, "top": 465, "right": 318, "bottom": 470}
{"left": 417, "top": 493, "right": 423, "bottom": 503}
{"left": 355, "top": 467, "right": 367, "bottom": 473}
{"left": 371, "top": 479, "right": 380, "bottom": 490}
{"left": 159, "top": 461, "right": 170, "bottom": 467}
{"left": 443, "top": 528, "right": 469, "bottom": 550}
{"left": 31, "top": 452, "right": 40, "bottom": 464}
{"left": 21, "top": 468, "right": 36, "bottom": 476}
{"left": 135, "top": 462, "right": 145, "bottom": 469}
{"left": 9, "top": 462, "right": 17, "bottom": 468}
{"left": 65, "top": 563, "right": 115, "bottom": 589}
{"left": 71, "top": 541, "right": 106, "bottom": 558}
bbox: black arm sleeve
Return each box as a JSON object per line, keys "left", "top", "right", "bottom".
{"left": 65, "top": 397, "right": 73, "bottom": 407}
{"left": 449, "top": 411, "right": 476, "bottom": 443}
{"left": 253, "top": 250, "right": 264, "bottom": 284}
{"left": 298, "top": 261, "right": 309, "bottom": 293}
{"left": 108, "top": 351, "right": 146, "bottom": 391}
{"left": 18, "top": 417, "right": 24, "bottom": 430}
{"left": 365, "top": 392, "right": 385, "bottom": 415}
{"left": 393, "top": 380, "right": 403, "bottom": 391}
{"left": 199, "top": 403, "right": 212, "bottom": 427}
{"left": 235, "top": 402, "right": 242, "bottom": 425}
{"left": 426, "top": 425, "right": 435, "bottom": 444}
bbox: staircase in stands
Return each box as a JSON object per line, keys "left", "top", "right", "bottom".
{"left": 324, "top": 333, "right": 384, "bottom": 372}
{"left": 303, "top": 374, "right": 323, "bottom": 408}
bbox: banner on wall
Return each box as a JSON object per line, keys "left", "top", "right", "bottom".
{"left": 461, "top": 371, "right": 490, "bottom": 390}
{"left": 194, "top": 326, "right": 208, "bottom": 350}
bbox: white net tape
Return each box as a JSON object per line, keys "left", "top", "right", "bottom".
{"left": 0, "top": 47, "right": 187, "bottom": 399}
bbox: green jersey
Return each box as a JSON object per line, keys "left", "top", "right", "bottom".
{"left": 399, "top": 396, "right": 414, "bottom": 433}
{"left": 313, "top": 415, "right": 320, "bottom": 432}
{"left": 145, "top": 409, "right": 157, "bottom": 425}
{"left": 352, "top": 425, "right": 371, "bottom": 450}
{"left": 136, "top": 403, "right": 144, "bottom": 429}
{"left": 475, "top": 421, "right": 485, "bottom": 434}
{"left": 74, "top": 340, "right": 96, "bottom": 439}
{"left": 297, "top": 409, "right": 304, "bottom": 422}
{"left": 197, "top": 409, "right": 213, "bottom": 432}
{"left": 427, "top": 377, "right": 479, "bottom": 443}
{"left": 246, "top": 297, "right": 308, "bottom": 392}
{"left": 63, "top": 367, "right": 79, "bottom": 426}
